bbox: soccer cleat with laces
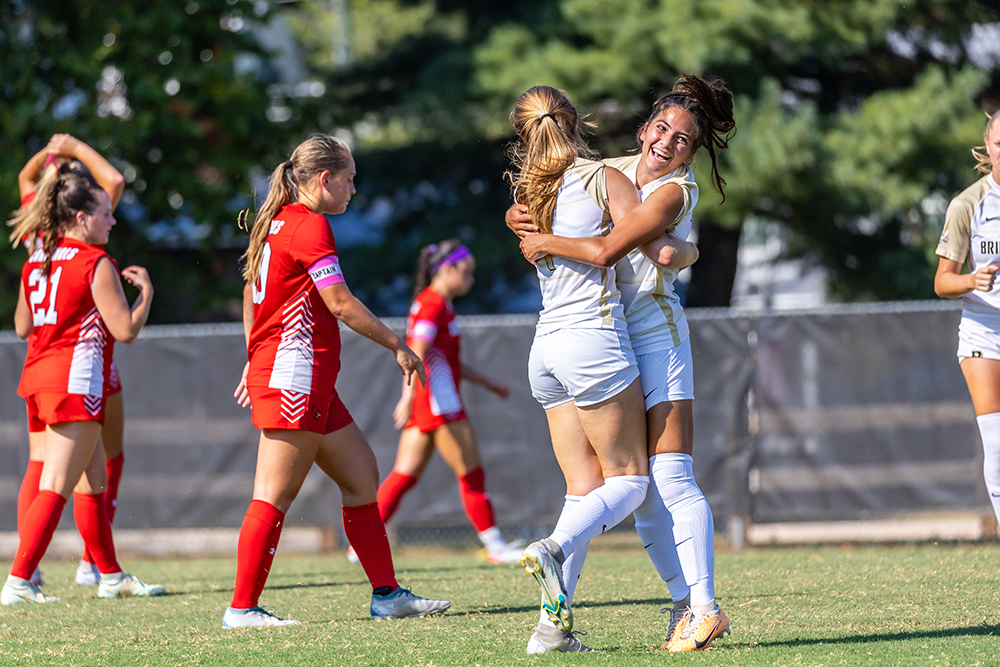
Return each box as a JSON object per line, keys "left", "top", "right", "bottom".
{"left": 668, "top": 604, "right": 730, "bottom": 652}
{"left": 222, "top": 606, "right": 302, "bottom": 628}
{"left": 526, "top": 624, "right": 597, "bottom": 653}
{"left": 660, "top": 604, "right": 691, "bottom": 649}
{"left": 98, "top": 573, "right": 167, "bottom": 598}
{"left": 370, "top": 587, "right": 451, "bottom": 619}
{"left": 520, "top": 540, "right": 572, "bottom": 631}
{"left": 1, "top": 580, "right": 59, "bottom": 605}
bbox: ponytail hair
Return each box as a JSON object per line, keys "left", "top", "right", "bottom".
{"left": 7, "top": 160, "right": 103, "bottom": 276}
{"left": 642, "top": 75, "right": 736, "bottom": 201}
{"left": 412, "top": 238, "right": 465, "bottom": 301}
{"left": 972, "top": 109, "right": 1000, "bottom": 176}
{"left": 507, "top": 86, "right": 598, "bottom": 235}
{"left": 240, "top": 134, "right": 353, "bottom": 282}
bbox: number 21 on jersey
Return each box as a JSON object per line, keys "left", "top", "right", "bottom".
{"left": 28, "top": 267, "right": 63, "bottom": 326}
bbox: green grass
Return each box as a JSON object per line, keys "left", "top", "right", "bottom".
{"left": 2, "top": 542, "right": 999, "bottom": 666}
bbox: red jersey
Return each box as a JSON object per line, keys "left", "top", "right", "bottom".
{"left": 407, "top": 288, "right": 463, "bottom": 421}
{"left": 247, "top": 203, "right": 346, "bottom": 396}
{"left": 18, "top": 237, "right": 115, "bottom": 398}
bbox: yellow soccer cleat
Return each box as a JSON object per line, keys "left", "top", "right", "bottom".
{"left": 668, "top": 604, "right": 730, "bottom": 652}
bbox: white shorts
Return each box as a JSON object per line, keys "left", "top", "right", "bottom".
{"left": 958, "top": 316, "right": 1000, "bottom": 361}
{"left": 528, "top": 328, "right": 639, "bottom": 410}
{"left": 636, "top": 338, "right": 695, "bottom": 410}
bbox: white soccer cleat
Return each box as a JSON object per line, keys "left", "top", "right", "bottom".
{"left": 222, "top": 606, "right": 302, "bottom": 628}
{"left": 98, "top": 573, "right": 166, "bottom": 598}
{"left": 520, "top": 540, "right": 572, "bottom": 631}
{"left": 1, "top": 580, "right": 59, "bottom": 605}
{"left": 370, "top": 587, "right": 451, "bottom": 619}
{"left": 526, "top": 624, "right": 597, "bottom": 653}
{"left": 76, "top": 560, "right": 100, "bottom": 586}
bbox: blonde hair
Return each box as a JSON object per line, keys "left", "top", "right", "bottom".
{"left": 972, "top": 109, "right": 1000, "bottom": 176}
{"left": 240, "top": 134, "right": 353, "bottom": 282}
{"left": 507, "top": 86, "right": 597, "bottom": 235}
{"left": 7, "top": 161, "right": 103, "bottom": 276}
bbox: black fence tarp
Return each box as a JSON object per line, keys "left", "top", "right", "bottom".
{"left": 0, "top": 301, "right": 981, "bottom": 542}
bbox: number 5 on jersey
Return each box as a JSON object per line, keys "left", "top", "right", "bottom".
{"left": 28, "top": 267, "right": 63, "bottom": 326}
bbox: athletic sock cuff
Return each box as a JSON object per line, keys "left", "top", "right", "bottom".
{"left": 39, "top": 490, "right": 67, "bottom": 507}
{"left": 343, "top": 502, "right": 381, "bottom": 523}
{"left": 246, "top": 499, "right": 284, "bottom": 528}
{"left": 459, "top": 467, "right": 486, "bottom": 492}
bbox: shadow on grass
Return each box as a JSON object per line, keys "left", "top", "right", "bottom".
{"left": 461, "top": 596, "right": 675, "bottom": 616}
{"left": 750, "top": 624, "right": 1000, "bottom": 648}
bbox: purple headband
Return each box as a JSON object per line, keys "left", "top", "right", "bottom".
{"left": 430, "top": 245, "right": 472, "bottom": 275}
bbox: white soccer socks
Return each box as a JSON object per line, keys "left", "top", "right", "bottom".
{"left": 549, "top": 475, "right": 648, "bottom": 560}
{"left": 633, "top": 477, "right": 690, "bottom": 604}
{"left": 537, "top": 495, "right": 590, "bottom": 628}
{"left": 650, "top": 453, "right": 715, "bottom": 607}
{"left": 977, "top": 412, "right": 1000, "bottom": 524}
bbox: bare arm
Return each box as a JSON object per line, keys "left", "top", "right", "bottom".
{"left": 44, "top": 135, "right": 125, "bottom": 208}
{"left": 461, "top": 363, "right": 510, "bottom": 399}
{"left": 91, "top": 258, "right": 153, "bottom": 343}
{"left": 14, "top": 282, "right": 32, "bottom": 339}
{"left": 520, "top": 171, "right": 684, "bottom": 268}
{"left": 319, "top": 282, "right": 426, "bottom": 388}
{"left": 935, "top": 257, "right": 996, "bottom": 298}
{"left": 18, "top": 148, "right": 50, "bottom": 200}
{"left": 640, "top": 234, "right": 700, "bottom": 270}
{"left": 234, "top": 284, "right": 254, "bottom": 408}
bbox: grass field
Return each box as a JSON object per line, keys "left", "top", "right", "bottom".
{"left": 2, "top": 541, "right": 999, "bottom": 666}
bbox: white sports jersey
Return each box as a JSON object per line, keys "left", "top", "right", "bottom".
{"left": 534, "top": 158, "right": 627, "bottom": 336}
{"left": 937, "top": 174, "right": 1000, "bottom": 332}
{"left": 603, "top": 155, "right": 699, "bottom": 353}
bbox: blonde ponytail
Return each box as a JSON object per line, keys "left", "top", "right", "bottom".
{"left": 972, "top": 109, "right": 999, "bottom": 176}
{"left": 507, "top": 86, "right": 597, "bottom": 235}
{"left": 241, "top": 134, "right": 353, "bottom": 283}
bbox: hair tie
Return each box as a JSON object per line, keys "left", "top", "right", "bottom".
{"left": 284, "top": 160, "right": 293, "bottom": 169}
{"left": 540, "top": 113, "right": 555, "bottom": 122}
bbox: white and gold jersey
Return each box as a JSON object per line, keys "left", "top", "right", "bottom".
{"left": 937, "top": 174, "right": 1000, "bottom": 332}
{"left": 603, "top": 155, "right": 699, "bottom": 354}
{"left": 534, "top": 158, "right": 627, "bottom": 336}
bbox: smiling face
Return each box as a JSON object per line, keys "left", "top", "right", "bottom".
{"left": 74, "top": 189, "right": 115, "bottom": 246}
{"left": 638, "top": 106, "right": 699, "bottom": 182}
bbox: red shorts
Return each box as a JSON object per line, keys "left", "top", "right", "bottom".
{"left": 106, "top": 361, "right": 123, "bottom": 396}
{"left": 26, "top": 393, "right": 106, "bottom": 432}
{"left": 248, "top": 386, "right": 353, "bottom": 434}
{"left": 405, "top": 390, "right": 467, "bottom": 434}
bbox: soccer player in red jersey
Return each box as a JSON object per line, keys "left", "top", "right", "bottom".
{"left": 15, "top": 134, "right": 129, "bottom": 588}
{"left": 352, "top": 239, "right": 522, "bottom": 563}
{"left": 226, "top": 134, "right": 450, "bottom": 628}
{"left": 2, "top": 162, "right": 163, "bottom": 605}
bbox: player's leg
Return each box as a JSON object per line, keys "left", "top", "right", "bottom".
{"left": 961, "top": 356, "right": 1000, "bottom": 523}
{"left": 433, "top": 420, "right": 521, "bottom": 562}
{"left": 80, "top": 391, "right": 125, "bottom": 584}
{"left": 527, "top": 401, "right": 603, "bottom": 652}
{"left": 377, "top": 426, "right": 433, "bottom": 523}
{"left": 315, "top": 420, "right": 450, "bottom": 619}
{"left": 4, "top": 420, "right": 100, "bottom": 605}
{"left": 229, "top": 428, "right": 318, "bottom": 619}
{"left": 18, "top": 426, "right": 46, "bottom": 587}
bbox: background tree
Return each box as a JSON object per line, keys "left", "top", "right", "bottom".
{"left": 473, "top": 0, "right": 1000, "bottom": 305}
{"left": 0, "top": 0, "right": 318, "bottom": 323}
